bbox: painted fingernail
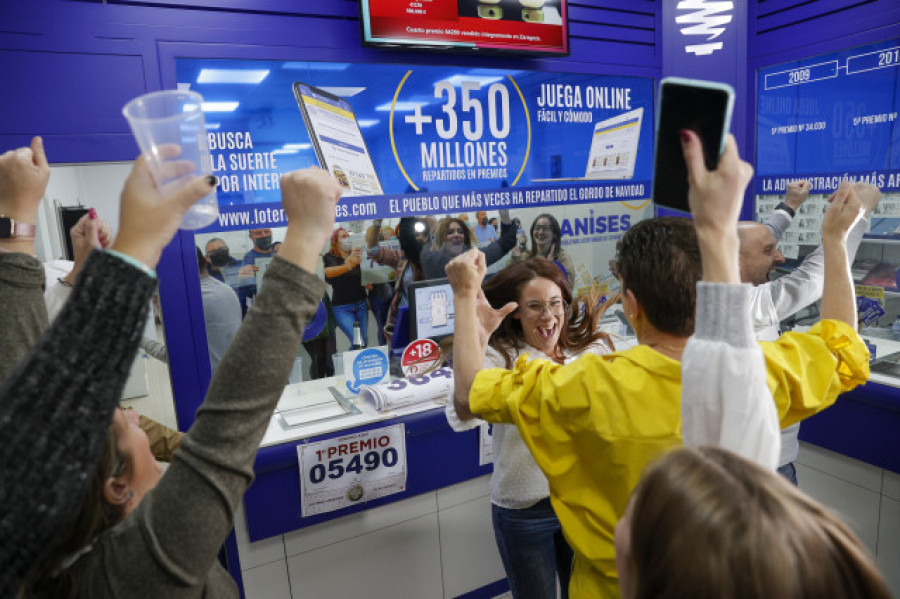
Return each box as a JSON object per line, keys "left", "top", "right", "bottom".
{"left": 680, "top": 129, "right": 691, "bottom": 143}
{"left": 207, "top": 175, "right": 218, "bottom": 187}
{"left": 89, "top": 207, "right": 97, "bottom": 220}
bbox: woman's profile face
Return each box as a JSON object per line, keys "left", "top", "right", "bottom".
{"left": 515, "top": 276, "right": 565, "bottom": 355}
{"left": 110, "top": 408, "right": 163, "bottom": 511}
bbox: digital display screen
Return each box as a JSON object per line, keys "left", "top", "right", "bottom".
{"left": 755, "top": 38, "right": 900, "bottom": 236}
{"left": 360, "top": 0, "right": 569, "bottom": 56}
{"left": 293, "top": 82, "right": 383, "bottom": 197}
{"left": 409, "top": 278, "right": 455, "bottom": 340}
{"left": 756, "top": 39, "right": 900, "bottom": 187}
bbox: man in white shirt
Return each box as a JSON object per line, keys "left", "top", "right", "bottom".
{"left": 741, "top": 179, "right": 881, "bottom": 483}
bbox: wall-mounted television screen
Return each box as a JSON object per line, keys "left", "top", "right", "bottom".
{"left": 360, "top": 0, "right": 569, "bottom": 56}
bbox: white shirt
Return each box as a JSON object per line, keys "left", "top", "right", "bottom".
{"left": 682, "top": 282, "right": 781, "bottom": 470}
{"left": 755, "top": 210, "right": 868, "bottom": 466}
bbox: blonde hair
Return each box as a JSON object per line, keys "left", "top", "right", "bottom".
{"left": 625, "top": 446, "right": 891, "bottom": 599}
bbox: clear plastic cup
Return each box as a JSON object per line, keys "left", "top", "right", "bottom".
{"left": 122, "top": 90, "right": 219, "bottom": 230}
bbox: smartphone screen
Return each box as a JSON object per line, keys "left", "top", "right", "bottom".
{"left": 652, "top": 78, "right": 734, "bottom": 212}
{"left": 293, "top": 82, "right": 384, "bottom": 197}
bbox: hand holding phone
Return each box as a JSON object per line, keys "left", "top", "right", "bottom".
{"left": 652, "top": 77, "right": 735, "bottom": 212}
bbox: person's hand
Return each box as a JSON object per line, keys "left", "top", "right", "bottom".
{"left": 852, "top": 182, "right": 881, "bottom": 217}
{"left": 546, "top": 243, "right": 557, "bottom": 259}
{"left": 682, "top": 131, "right": 754, "bottom": 232}
{"left": 822, "top": 182, "right": 864, "bottom": 245}
{"left": 345, "top": 253, "right": 361, "bottom": 269}
{"left": 0, "top": 136, "right": 50, "bottom": 225}
{"left": 498, "top": 209, "right": 511, "bottom": 225}
{"left": 64, "top": 208, "right": 112, "bottom": 285}
{"left": 784, "top": 179, "right": 811, "bottom": 212}
{"left": 474, "top": 287, "right": 516, "bottom": 346}
{"left": 111, "top": 150, "right": 217, "bottom": 268}
{"left": 238, "top": 264, "right": 258, "bottom": 279}
{"left": 278, "top": 167, "right": 342, "bottom": 272}
{"left": 446, "top": 248, "right": 488, "bottom": 298}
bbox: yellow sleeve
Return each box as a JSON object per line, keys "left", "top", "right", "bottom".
{"left": 761, "top": 319, "right": 869, "bottom": 428}
{"left": 468, "top": 353, "right": 597, "bottom": 426}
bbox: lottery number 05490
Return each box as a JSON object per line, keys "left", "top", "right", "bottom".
{"left": 308, "top": 448, "right": 400, "bottom": 484}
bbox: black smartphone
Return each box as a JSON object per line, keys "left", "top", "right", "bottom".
{"left": 651, "top": 77, "right": 735, "bottom": 212}
{"left": 292, "top": 82, "right": 384, "bottom": 197}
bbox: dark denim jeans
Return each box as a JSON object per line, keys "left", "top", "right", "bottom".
{"left": 492, "top": 498, "right": 573, "bottom": 599}
{"left": 332, "top": 299, "right": 368, "bottom": 347}
{"left": 777, "top": 462, "right": 799, "bottom": 486}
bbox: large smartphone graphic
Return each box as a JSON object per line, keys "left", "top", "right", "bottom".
{"left": 585, "top": 107, "right": 644, "bottom": 180}
{"left": 292, "top": 82, "right": 384, "bottom": 197}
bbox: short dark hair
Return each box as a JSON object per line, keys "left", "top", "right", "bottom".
{"left": 196, "top": 246, "right": 207, "bottom": 273}
{"left": 614, "top": 217, "right": 700, "bottom": 336}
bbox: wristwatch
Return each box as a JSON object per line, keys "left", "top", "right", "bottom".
{"left": 0, "top": 216, "right": 36, "bottom": 240}
{"left": 774, "top": 202, "right": 796, "bottom": 218}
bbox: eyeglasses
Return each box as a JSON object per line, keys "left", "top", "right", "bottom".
{"left": 522, "top": 298, "right": 567, "bottom": 316}
{"left": 532, "top": 224, "right": 552, "bottom": 232}
{"left": 447, "top": 227, "right": 465, "bottom": 235}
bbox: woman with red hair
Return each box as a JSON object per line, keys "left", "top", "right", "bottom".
{"left": 323, "top": 227, "right": 368, "bottom": 347}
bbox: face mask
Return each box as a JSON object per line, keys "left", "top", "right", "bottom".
{"left": 340, "top": 238, "right": 352, "bottom": 251}
{"left": 208, "top": 249, "right": 231, "bottom": 268}
{"left": 255, "top": 235, "right": 273, "bottom": 251}
{"left": 480, "top": 217, "right": 488, "bottom": 225}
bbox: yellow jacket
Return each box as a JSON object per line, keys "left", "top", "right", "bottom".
{"left": 469, "top": 320, "right": 869, "bottom": 599}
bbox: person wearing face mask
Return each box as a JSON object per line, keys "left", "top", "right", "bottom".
{"left": 510, "top": 214, "right": 574, "bottom": 282}
{"left": 473, "top": 210, "right": 498, "bottom": 244}
{"left": 206, "top": 237, "right": 249, "bottom": 316}
{"left": 421, "top": 212, "right": 516, "bottom": 279}
{"left": 240, "top": 228, "right": 278, "bottom": 300}
{"left": 445, "top": 257, "right": 616, "bottom": 599}
{"left": 323, "top": 227, "right": 368, "bottom": 347}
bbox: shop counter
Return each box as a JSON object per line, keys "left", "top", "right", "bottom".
{"left": 243, "top": 375, "right": 491, "bottom": 542}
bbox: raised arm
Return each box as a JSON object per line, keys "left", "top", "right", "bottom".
{"left": 0, "top": 136, "right": 51, "bottom": 382}
{"left": 447, "top": 249, "right": 516, "bottom": 420}
{"left": 755, "top": 182, "right": 876, "bottom": 327}
{"left": 0, "top": 151, "right": 216, "bottom": 596}
{"left": 680, "top": 130, "right": 780, "bottom": 468}
{"left": 129, "top": 168, "right": 341, "bottom": 588}
{"left": 764, "top": 179, "right": 809, "bottom": 241}
{"left": 482, "top": 210, "right": 518, "bottom": 265}
{"left": 819, "top": 182, "right": 863, "bottom": 328}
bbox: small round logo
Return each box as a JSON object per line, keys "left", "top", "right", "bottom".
{"left": 401, "top": 339, "right": 441, "bottom": 376}
{"left": 347, "top": 484, "right": 365, "bottom": 502}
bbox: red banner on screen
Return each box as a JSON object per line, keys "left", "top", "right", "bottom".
{"left": 364, "top": 0, "right": 568, "bottom": 55}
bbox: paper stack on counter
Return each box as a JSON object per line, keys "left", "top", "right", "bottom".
{"left": 360, "top": 368, "right": 453, "bottom": 412}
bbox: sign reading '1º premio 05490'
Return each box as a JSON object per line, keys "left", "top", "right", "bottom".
{"left": 297, "top": 424, "right": 407, "bottom": 517}
{"left": 174, "top": 58, "right": 654, "bottom": 229}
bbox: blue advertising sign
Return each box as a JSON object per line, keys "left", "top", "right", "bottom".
{"left": 173, "top": 59, "right": 654, "bottom": 229}
{"left": 756, "top": 39, "right": 900, "bottom": 187}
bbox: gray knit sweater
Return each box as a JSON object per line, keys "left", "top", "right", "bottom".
{"left": 0, "top": 250, "right": 156, "bottom": 596}
{"left": 0, "top": 252, "right": 48, "bottom": 382}
{"left": 72, "top": 256, "right": 324, "bottom": 598}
